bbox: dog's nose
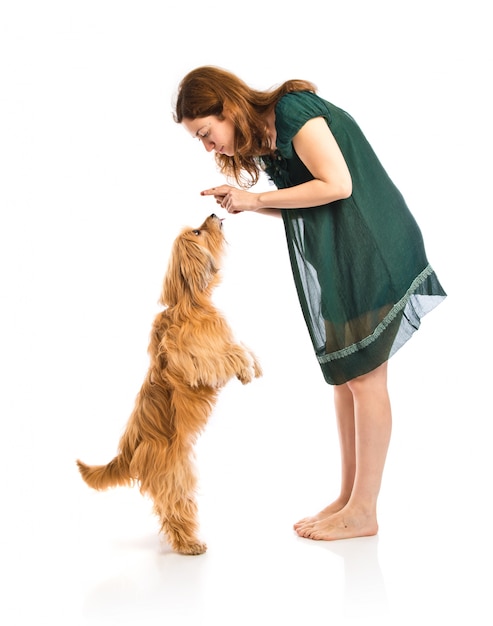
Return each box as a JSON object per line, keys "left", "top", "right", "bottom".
{"left": 209, "top": 213, "right": 223, "bottom": 228}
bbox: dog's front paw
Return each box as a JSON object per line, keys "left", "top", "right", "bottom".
{"left": 246, "top": 349, "right": 263, "bottom": 379}
{"left": 253, "top": 358, "right": 263, "bottom": 379}
{"left": 237, "top": 369, "right": 254, "bottom": 385}
{"left": 236, "top": 350, "right": 263, "bottom": 384}
{"left": 236, "top": 363, "right": 259, "bottom": 385}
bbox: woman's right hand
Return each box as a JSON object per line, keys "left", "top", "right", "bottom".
{"left": 201, "top": 185, "right": 260, "bottom": 214}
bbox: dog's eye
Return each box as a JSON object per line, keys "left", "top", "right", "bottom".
{"left": 192, "top": 230, "right": 201, "bottom": 236}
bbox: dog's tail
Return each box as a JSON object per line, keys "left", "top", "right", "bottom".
{"left": 76, "top": 455, "right": 132, "bottom": 491}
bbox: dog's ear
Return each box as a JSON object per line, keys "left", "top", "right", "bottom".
{"left": 161, "top": 236, "right": 219, "bottom": 306}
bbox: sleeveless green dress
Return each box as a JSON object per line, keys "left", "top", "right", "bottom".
{"left": 262, "top": 91, "right": 446, "bottom": 385}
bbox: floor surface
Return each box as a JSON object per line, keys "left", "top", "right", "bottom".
{"left": 1, "top": 334, "right": 491, "bottom": 626}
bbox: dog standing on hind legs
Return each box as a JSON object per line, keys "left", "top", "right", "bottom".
{"left": 77, "top": 214, "right": 262, "bottom": 555}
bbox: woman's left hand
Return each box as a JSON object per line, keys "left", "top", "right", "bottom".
{"left": 200, "top": 185, "right": 259, "bottom": 214}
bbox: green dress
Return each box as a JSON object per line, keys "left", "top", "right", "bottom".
{"left": 262, "top": 91, "right": 446, "bottom": 385}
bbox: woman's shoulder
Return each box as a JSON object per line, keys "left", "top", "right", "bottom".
{"left": 276, "top": 91, "right": 330, "bottom": 116}
{"left": 275, "top": 92, "right": 332, "bottom": 157}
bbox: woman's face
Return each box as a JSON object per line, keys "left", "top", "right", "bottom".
{"left": 182, "top": 114, "right": 236, "bottom": 156}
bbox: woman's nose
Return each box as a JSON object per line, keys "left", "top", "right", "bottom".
{"left": 202, "top": 139, "right": 215, "bottom": 153}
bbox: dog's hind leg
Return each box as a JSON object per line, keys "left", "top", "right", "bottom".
{"left": 160, "top": 497, "right": 207, "bottom": 556}
{"left": 153, "top": 444, "right": 206, "bottom": 555}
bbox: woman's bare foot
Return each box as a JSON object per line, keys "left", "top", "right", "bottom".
{"left": 293, "top": 498, "right": 348, "bottom": 530}
{"left": 295, "top": 507, "right": 378, "bottom": 541}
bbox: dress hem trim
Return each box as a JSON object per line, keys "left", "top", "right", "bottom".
{"left": 317, "top": 264, "right": 436, "bottom": 364}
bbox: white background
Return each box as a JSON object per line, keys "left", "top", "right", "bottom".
{"left": 1, "top": 1, "right": 491, "bottom": 625}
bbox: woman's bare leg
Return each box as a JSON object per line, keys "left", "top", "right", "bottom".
{"left": 293, "top": 383, "right": 356, "bottom": 528}
{"left": 295, "top": 362, "right": 392, "bottom": 540}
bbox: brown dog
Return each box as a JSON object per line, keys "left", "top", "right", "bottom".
{"left": 77, "top": 214, "right": 262, "bottom": 555}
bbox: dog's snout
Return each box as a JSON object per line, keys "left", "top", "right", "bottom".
{"left": 209, "top": 213, "right": 224, "bottom": 229}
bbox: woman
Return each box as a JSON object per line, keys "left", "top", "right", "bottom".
{"left": 174, "top": 66, "right": 446, "bottom": 541}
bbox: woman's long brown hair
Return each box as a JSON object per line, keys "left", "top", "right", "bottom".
{"left": 174, "top": 66, "right": 316, "bottom": 188}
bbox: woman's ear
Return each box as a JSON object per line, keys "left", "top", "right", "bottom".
{"left": 219, "top": 100, "right": 233, "bottom": 121}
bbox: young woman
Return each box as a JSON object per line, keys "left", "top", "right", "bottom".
{"left": 174, "top": 66, "right": 446, "bottom": 541}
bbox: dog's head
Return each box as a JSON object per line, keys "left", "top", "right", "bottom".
{"left": 160, "top": 214, "right": 226, "bottom": 307}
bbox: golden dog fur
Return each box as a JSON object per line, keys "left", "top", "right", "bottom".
{"left": 76, "top": 214, "right": 262, "bottom": 555}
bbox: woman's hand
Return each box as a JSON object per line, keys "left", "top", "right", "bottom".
{"left": 200, "top": 119, "right": 352, "bottom": 216}
{"left": 200, "top": 185, "right": 259, "bottom": 214}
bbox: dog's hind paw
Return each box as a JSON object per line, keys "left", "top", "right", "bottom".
{"left": 178, "top": 541, "right": 207, "bottom": 556}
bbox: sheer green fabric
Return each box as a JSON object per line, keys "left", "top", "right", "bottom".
{"left": 262, "top": 92, "right": 446, "bottom": 385}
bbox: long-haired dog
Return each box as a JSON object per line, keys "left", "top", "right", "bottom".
{"left": 77, "top": 214, "right": 262, "bottom": 555}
